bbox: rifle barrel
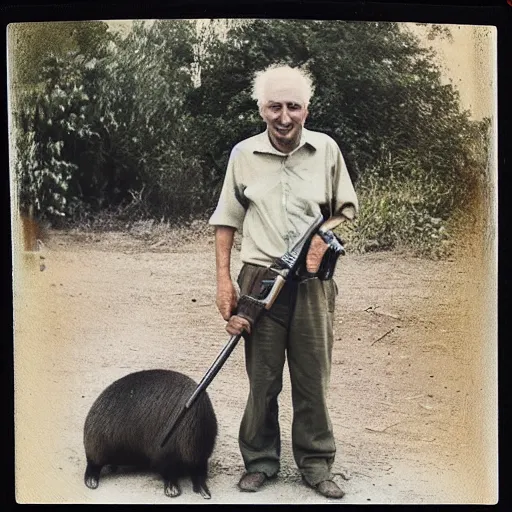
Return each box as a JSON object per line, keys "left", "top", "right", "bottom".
{"left": 160, "top": 333, "right": 242, "bottom": 448}
{"left": 185, "top": 334, "right": 242, "bottom": 408}
{"left": 160, "top": 404, "right": 188, "bottom": 447}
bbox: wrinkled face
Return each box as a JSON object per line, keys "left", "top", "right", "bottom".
{"left": 260, "top": 86, "right": 308, "bottom": 153}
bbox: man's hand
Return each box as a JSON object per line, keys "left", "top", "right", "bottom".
{"left": 216, "top": 278, "right": 238, "bottom": 321}
{"left": 225, "top": 314, "right": 252, "bottom": 336}
{"left": 306, "top": 234, "right": 329, "bottom": 274}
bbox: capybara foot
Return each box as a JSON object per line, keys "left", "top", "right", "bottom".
{"left": 192, "top": 476, "right": 211, "bottom": 499}
{"left": 84, "top": 463, "right": 102, "bottom": 489}
{"left": 195, "top": 483, "right": 211, "bottom": 499}
{"left": 164, "top": 481, "right": 181, "bottom": 497}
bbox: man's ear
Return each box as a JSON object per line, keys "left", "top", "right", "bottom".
{"left": 302, "top": 107, "right": 309, "bottom": 126}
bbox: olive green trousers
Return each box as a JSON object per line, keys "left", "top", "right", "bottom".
{"left": 237, "top": 263, "right": 338, "bottom": 486}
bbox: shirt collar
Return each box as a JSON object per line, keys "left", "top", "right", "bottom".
{"left": 252, "top": 127, "right": 317, "bottom": 156}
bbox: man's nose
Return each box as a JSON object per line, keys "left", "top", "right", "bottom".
{"left": 279, "top": 108, "right": 291, "bottom": 125}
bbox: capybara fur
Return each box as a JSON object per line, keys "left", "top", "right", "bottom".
{"left": 83, "top": 369, "right": 218, "bottom": 498}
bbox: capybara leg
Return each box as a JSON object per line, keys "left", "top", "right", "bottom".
{"left": 192, "top": 476, "right": 211, "bottom": 499}
{"left": 84, "top": 461, "right": 102, "bottom": 489}
{"left": 164, "top": 479, "right": 181, "bottom": 498}
{"left": 162, "top": 468, "right": 181, "bottom": 498}
{"left": 191, "top": 464, "right": 211, "bottom": 499}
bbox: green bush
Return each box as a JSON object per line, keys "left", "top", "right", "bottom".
{"left": 11, "top": 20, "right": 491, "bottom": 258}
{"left": 338, "top": 158, "right": 453, "bottom": 258}
{"left": 15, "top": 51, "right": 112, "bottom": 220}
{"left": 15, "top": 128, "right": 77, "bottom": 218}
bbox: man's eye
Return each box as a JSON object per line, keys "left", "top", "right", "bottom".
{"left": 270, "top": 105, "right": 280, "bottom": 111}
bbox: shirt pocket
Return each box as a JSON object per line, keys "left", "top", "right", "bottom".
{"left": 289, "top": 170, "right": 327, "bottom": 205}
{"left": 244, "top": 172, "right": 281, "bottom": 202}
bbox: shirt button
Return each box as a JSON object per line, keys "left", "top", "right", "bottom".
{"left": 285, "top": 231, "right": 298, "bottom": 244}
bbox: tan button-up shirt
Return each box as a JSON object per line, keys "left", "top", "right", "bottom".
{"left": 209, "top": 127, "right": 359, "bottom": 266}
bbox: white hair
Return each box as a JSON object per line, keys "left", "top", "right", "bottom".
{"left": 251, "top": 64, "right": 315, "bottom": 108}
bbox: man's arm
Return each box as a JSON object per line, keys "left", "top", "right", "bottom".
{"left": 305, "top": 215, "right": 347, "bottom": 273}
{"left": 215, "top": 226, "right": 238, "bottom": 321}
{"left": 306, "top": 138, "right": 358, "bottom": 273}
{"left": 215, "top": 226, "right": 252, "bottom": 335}
{"left": 209, "top": 144, "right": 249, "bottom": 323}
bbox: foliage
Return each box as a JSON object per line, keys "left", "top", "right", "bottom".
{"left": 82, "top": 19, "right": 202, "bottom": 219}
{"left": 14, "top": 20, "right": 203, "bottom": 221}
{"left": 190, "top": 20, "right": 478, "bottom": 190}
{"left": 9, "top": 21, "right": 116, "bottom": 89}
{"left": 415, "top": 23, "right": 454, "bottom": 42}
{"left": 188, "top": 19, "right": 490, "bottom": 258}
{"left": 337, "top": 156, "right": 453, "bottom": 258}
{"left": 11, "top": 20, "right": 491, "bottom": 257}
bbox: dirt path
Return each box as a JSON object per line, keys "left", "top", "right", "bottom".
{"left": 13, "top": 228, "right": 497, "bottom": 504}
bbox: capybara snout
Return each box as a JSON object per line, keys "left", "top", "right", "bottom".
{"left": 83, "top": 369, "right": 217, "bottom": 499}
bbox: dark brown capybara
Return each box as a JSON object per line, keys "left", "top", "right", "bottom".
{"left": 83, "top": 369, "right": 218, "bottom": 499}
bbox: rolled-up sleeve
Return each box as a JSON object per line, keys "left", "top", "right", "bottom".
{"left": 331, "top": 141, "right": 359, "bottom": 221}
{"left": 208, "top": 146, "right": 247, "bottom": 231}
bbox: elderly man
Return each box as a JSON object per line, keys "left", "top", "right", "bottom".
{"left": 209, "top": 64, "right": 358, "bottom": 499}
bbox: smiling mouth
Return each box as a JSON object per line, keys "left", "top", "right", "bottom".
{"left": 275, "top": 126, "right": 292, "bottom": 135}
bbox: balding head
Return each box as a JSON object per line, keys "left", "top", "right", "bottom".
{"left": 251, "top": 64, "right": 315, "bottom": 109}
{"left": 252, "top": 64, "right": 313, "bottom": 153}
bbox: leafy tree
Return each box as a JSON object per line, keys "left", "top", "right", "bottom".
{"left": 14, "top": 20, "right": 202, "bottom": 221}
{"left": 8, "top": 21, "right": 115, "bottom": 89}
{"left": 15, "top": 52, "right": 113, "bottom": 219}
{"left": 12, "top": 19, "right": 488, "bottom": 257}
{"left": 100, "top": 19, "right": 200, "bottom": 218}
{"left": 190, "top": 20, "right": 484, "bottom": 208}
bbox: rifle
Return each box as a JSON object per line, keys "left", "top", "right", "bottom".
{"left": 160, "top": 213, "right": 345, "bottom": 448}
